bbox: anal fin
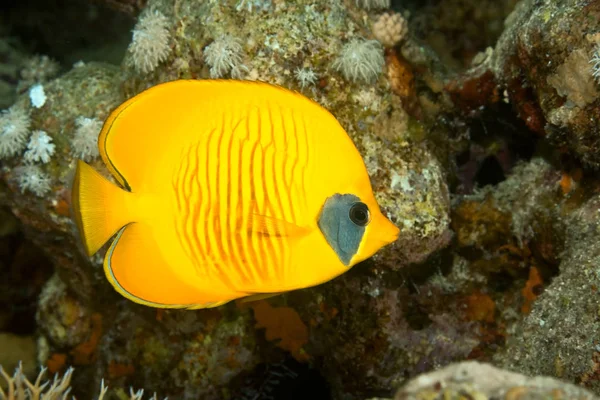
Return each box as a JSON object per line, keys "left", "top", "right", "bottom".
{"left": 104, "top": 223, "right": 241, "bottom": 309}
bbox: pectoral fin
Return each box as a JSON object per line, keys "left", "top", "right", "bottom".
{"left": 247, "top": 212, "right": 309, "bottom": 237}
{"left": 240, "top": 292, "right": 283, "bottom": 303}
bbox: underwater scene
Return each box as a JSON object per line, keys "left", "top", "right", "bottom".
{"left": 1, "top": 0, "right": 600, "bottom": 398}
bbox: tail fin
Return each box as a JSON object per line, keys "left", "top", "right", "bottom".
{"left": 71, "top": 160, "right": 134, "bottom": 256}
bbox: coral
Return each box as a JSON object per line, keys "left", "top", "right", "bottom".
{"left": 355, "top": 0, "right": 390, "bottom": 10}
{"left": 203, "top": 34, "right": 247, "bottom": 79}
{"left": 0, "top": 364, "right": 74, "bottom": 400}
{"left": 71, "top": 116, "right": 102, "bottom": 161}
{"left": 0, "top": 106, "right": 31, "bottom": 159}
{"left": 18, "top": 55, "right": 60, "bottom": 93}
{"left": 0, "top": 363, "right": 163, "bottom": 400}
{"left": 23, "top": 131, "right": 55, "bottom": 164}
{"left": 14, "top": 165, "right": 51, "bottom": 197}
{"left": 333, "top": 39, "right": 385, "bottom": 83}
{"left": 28, "top": 84, "right": 46, "bottom": 109}
{"left": 591, "top": 44, "right": 600, "bottom": 83}
{"left": 235, "top": 0, "right": 272, "bottom": 12}
{"left": 36, "top": 274, "right": 92, "bottom": 350}
{"left": 489, "top": 0, "right": 600, "bottom": 167}
{"left": 373, "top": 12, "right": 408, "bottom": 48}
{"left": 294, "top": 67, "right": 318, "bottom": 89}
{"left": 495, "top": 192, "right": 600, "bottom": 393}
{"left": 127, "top": 9, "right": 171, "bottom": 74}
{"left": 547, "top": 48, "right": 598, "bottom": 108}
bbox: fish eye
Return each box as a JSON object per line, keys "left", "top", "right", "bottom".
{"left": 349, "top": 202, "right": 370, "bottom": 226}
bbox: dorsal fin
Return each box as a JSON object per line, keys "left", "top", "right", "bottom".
{"left": 98, "top": 79, "right": 326, "bottom": 192}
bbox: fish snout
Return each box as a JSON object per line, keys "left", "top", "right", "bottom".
{"left": 377, "top": 215, "right": 400, "bottom": 245}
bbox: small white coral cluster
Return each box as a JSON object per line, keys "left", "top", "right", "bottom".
{"left": 24, "top": 130, "right": 55, "bottom": 164}
{"left": 333, "top": 39, "right": 385, "bottom": 83}
{"left": 71, "top": 116, "right": 103, "bottom": 161}
{"left": 355, "top": 0, "right": 390, "bottom": 10}
{"left": 373, "top": 12, "right": 408, "bottom": 48}
{"left": 0, "top": 99, "right": 104, "bottom": 197}
{"left": 28, "top": 84, "right": 47, "bottom": 109}
{"left": 590, "top": 44, "right": 600, "bottom": 84}
{"left": 203, "top": 34, "right": 248, "bottom": 78}
{"left": 17, "top": 55, "right": 60, "bottom": 92}
{"left": 0, "top": 105, "right": 56, "bottom": 197}
{"left": 128, "top": 9, "right": 172, "bottom": 74}
{"left": 294, "top": 67, "right": 318, "bottom": 89}
{"left": 13, "top": 165, "right": 52, "bottom": 197}
{"left": 0, "top": 107, "right": 31, "bottom": 159}
{"left": 0, "top": 110, "right": 55, "bottom": 164}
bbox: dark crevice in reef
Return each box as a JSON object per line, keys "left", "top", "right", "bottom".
{"left": 474, "top": 156, "right": 506, "bottom": 188}
{"left": 0, "top": 208, "right": 54, "bottom": 336}
{"left": 453, "top": 103, "right": 539, "bottom": 195}
{"left": 404, "top": 0, "right": 519, "bottom": 69}
{"left": 231, "top": 356, "right": 331, "bottom": 400}
{"left": 0, "top": 0, "right": 133, "bottom": 66}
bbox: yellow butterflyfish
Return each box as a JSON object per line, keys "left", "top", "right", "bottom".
{"left": 71, "top": 80, "right": 399, "bottom": 309}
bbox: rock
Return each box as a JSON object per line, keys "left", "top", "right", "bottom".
{"left": 492, "top": 0, "right": 600, "bottom": 168}
{"left": 394, "top": 361, "right": 599, "bottom": 400}
{"left": 446, "top": 0, "right": 600, "bottom": 166}
{"left": 495, "top": 190, "right": 600, "bottom": 393}
{"left": 0, "top": 333, "right": 37, "bottom": 385}
{"left": 36, "top": 274, "right": 92, "bottom": 349}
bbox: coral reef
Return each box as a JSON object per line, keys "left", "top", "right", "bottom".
{"left": 1, "top": 0, "right": 600, "bottom": 398}
{"left": 495, "top": 191, "right": 600, "bottom": 393}
{"left": 447, "top": 0, "right": 600, "bottom": 166}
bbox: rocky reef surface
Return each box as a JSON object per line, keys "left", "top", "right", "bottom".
{"left": 0, "top": 0, "right": 599, "bottom": 399}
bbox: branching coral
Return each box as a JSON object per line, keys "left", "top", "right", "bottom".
{"left": 0, "top": 364, "right": 74, "bottom": 400}
{"left": 24, "top": 131, "right": 55, "bottom": 164}
{"left": 0, "top": 363, "right": 163, "bottom": 400}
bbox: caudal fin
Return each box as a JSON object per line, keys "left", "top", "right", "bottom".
{"left": 71, "top": 160, "right": 133, "bottom": 256}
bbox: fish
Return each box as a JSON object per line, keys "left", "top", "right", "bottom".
{"left": 71, "top": 79, "right": 399, "bottom": 309}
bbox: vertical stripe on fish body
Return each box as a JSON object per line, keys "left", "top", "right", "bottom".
{"left": 71, "top": 80, "right": 399, "bottom": 309}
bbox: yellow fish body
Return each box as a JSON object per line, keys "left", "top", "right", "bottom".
{"left": 71, "top": 80, "right": 398, "bottom": 309}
